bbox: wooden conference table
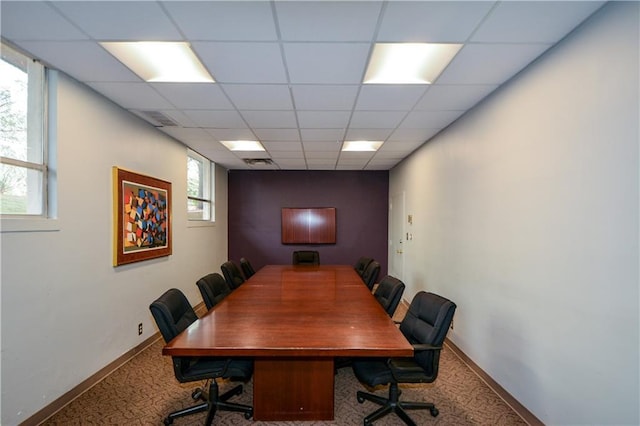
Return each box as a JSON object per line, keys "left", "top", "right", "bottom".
{"left": 163, "top": 264, "right": 413, "bottom": 421}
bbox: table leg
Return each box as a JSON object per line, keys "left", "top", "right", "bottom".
{"left": 253, "top": 357, "right": 334, "bottom": 421}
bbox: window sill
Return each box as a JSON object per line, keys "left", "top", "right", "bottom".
{"left": 187, "top": 220, "right": 216, "bottom": 229}
{"left": 1, "top": 217, "right": 60, "bottom": 233}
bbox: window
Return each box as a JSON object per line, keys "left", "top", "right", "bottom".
{"left": 187, "top": 150, "right": 214, "bottom": 221}
{"left": 0, "top": 42, "right": 47, "bottom": 216}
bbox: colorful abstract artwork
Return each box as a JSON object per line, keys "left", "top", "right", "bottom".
{"left": 113, "top": 167, "right": 172, "bottom": 266}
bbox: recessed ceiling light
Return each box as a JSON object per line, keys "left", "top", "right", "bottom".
{"left": 220, "top": 140, "right": 266, "bottom": 151}
{"left": 363, "top": 43, "right": 462, "bottom": 84}
{"left": 342, "top": 141, "right": 384, "bottom": 152}
{"left": 100, "top": 42, "right": 214, "bottom": 83}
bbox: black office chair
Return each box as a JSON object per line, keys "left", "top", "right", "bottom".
{"left": 239, "top": 257, "right": 256, "bottom": 279}
{"left": 149, "top": 288, "right": 253, "bottom": 425}
{"left": 354, "top": 257, "right": 373, "bottom": 277}
{"left": 221, "top": 261, "right": 245, "bottom": 290}
{"left": 352, "top": 291, "right": 456, "bottom": 426}
{"left": 196, "top": 273, "right": 232, "bottom": 310}
{"left": 361, "top": 260, "right": 380, "bottom": 291}
{"left": 373, "top": 275, "right": 405, "bottom": 317}
{"left": 292, "top": 250, "right": 320, "bottom": 265}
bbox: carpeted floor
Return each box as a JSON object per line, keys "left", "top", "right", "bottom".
{"left": 41, "top": 337, "right": 527, "bottom": 426}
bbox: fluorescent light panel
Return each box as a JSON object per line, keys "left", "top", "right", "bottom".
{"left": 220, "top": 140, "right": 266, "bottom": 151}
{"left": 342, "top": 141, "right": 383, "bottom": 152}
{"left": 101, "top": 42, "right": 214, "bottom": 83}
{"left": 364, "top": 43, "right": 462, "bottom": 84}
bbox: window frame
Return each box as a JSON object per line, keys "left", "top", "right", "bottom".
{"left": 187, "top": 149, "right": 215, "bottom": 223}
{"left": 0, "top": 42, "right": 48, "bottom": 219}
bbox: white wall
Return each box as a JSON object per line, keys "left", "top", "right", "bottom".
{"left": 0, "top": 74, "right": 229, "bottom": 425}
{"left": 390, "top": 2, "right": 639, "bottom": 425}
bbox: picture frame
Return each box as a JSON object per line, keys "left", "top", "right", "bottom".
{"left": 113, "top": 167, "right": 172, "bottom": 266}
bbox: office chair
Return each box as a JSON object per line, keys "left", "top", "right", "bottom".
{"left": 373, "top": 275, "right": 405, "bottom": 317}
{"left": 361, "top": 260, "right": 380, "bottom": 291}
{"left": 196, "top": 273, "right": 232, "bottom": 310}
{"left": 354, "top": 257, "right": 373, "bottom": 277}
{"left": 239, "top": 257, "right": 256, "bottom": 279}
{"left": 352, "top": 291, "right": 456, "bottom": 426}
{"left": 149, "top": 288, "right": 253, "bottom": 425}
{"left": 292, "top": 250, "right": 320, "bottom": 265}
{"left": 221, "top": 261, "right": 245, "bottom": 290}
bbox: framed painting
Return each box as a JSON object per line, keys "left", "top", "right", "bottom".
{"left": 113, "top": 167, "right": 172, "bottom": 266}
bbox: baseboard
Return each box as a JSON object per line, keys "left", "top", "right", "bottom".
{"left": 444, "top": 338, "right": 544, "bottom": 426}
{"left": 23, "top": 333, "right": 160, "bottom": 426}
{"left": 25, "top": 301, "right": 209, "bottom": 425}
{"left": 24, "top": 300, "right": 541, "bottom": 426}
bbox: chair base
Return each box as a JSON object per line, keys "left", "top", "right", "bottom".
{"left": 164, "top": 380, "right": 253, "bottom": 425}
{"left": 356, "top": 383, "right": 439, "bottom": 426}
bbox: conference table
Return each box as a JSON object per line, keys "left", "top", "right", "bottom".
{"left": 162, "top": 264, "right": 413, "bottom": 421}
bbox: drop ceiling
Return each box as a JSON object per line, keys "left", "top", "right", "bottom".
{"left": 1, "top": 1, "right": 604, "bottom": 170}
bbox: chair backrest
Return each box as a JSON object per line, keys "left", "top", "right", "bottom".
{"left": 292, "top": 250, "right": 320, "bottom": 265}
{"left": 149, "top": 288, "right": 198, "bottom": 344}
{"left": 196, "top": 273, "right": 231, "bottom": 310}
{"left": 399, "top": 291, "right": 456, "bottom": 379}
{"left": 361, "top": 260, "right": 380, "bottom": 290}
{"left": 221, "top": 261, "right": 245, "bottom": 289}
{"left": 373, "top": 275, "right": 405, "bottom": 317}
{"left": 240, "top": 257, "right": 255, "bottom": 279}
{"left": 149, "top": 288, "right": 199, "bottom": 381}
{"left": 354, "top": 257, "right": 373, "bottom": 277}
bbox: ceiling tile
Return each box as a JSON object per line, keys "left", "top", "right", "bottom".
{"left": 150, "top": 83, "right": 233, "bottom": 110}
{"left": 356, "top": 85, "right": 427, "bottom": 111}
{"left": 437, "top": 43, "right": 551, "bottom": 85}
{"left": 387, "top": 128, "right": 441, "bottom": 143}
{"left": 297, "top": 111, "right": 351, "bottom": 128}
{"left": 275, "top": 1, "right": 382, "bottom": 42}
{"left": 471, "top": 1, "right": 604, "bottom": 43}
{"left": 240, "top": 110, "right": 297, "bottom": 128}
{"left": 159, "top": 127, "right": 215, "bottom": 143}
{"left": 284, "top": 43, "right": 370, "bottom": 84}
{"left": 344, "top": 128, "right": 394, "bottom": 141}
{"left": 303, "top": 141, "right": 342, "bottom": 152}
{"left": 87, "top": 82, "right": 174, "bottom": 109}
{"left": 415, "top": 85, "right": 497, "bottom": 111}
{"left": 15, "top": 41, "right": 140, "bottom": 82}
{"left": 378, "top": 140, "right": 425, "bottom": 153}
{"left": 223, "top": 84, "right": 293, "bottom": 110}
{"left": 194, "top": 42, "right": 288, "bottom": 84}
{"left": 291, "top": 85, "right": 359, "bottom": 110}
{"left": 53, "top": 1, "right": 182, "bottom": 40}
{"left": 377, "top": 1, "right": 495, "bottom": 42}
{"left": 400, "top": 110, "right": 463, "bottom": 129}
{"left": 300, "top": 129, "right": 345, "bottom": 142}
{"left": 1, "top": 2, "right": 88, "bottom": 40}
{"left": 263, "top": 142, "right": 304, "bottom": 154}
{"left": 182, "top": 110, "right": 248, "bottom": 128}
{"left": 350, "top": 111, "right": 406, "bottom": 128}
{"left": 273, "top": 159, "right": 307, "bottom": 169}
{"left": 253, "top": 128, "right": 300, "bottom": 142}
{"left": 206, "top": 128, "right": 256, "bottom": 141}
{"left": 163, "top": 1, "right": 277, "bottom": 41}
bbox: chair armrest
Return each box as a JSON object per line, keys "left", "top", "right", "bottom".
{"left": 386, "top": 343, "right": 443, "bottom": 382}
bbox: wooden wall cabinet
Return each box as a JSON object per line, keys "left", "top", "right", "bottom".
{"left": 282, "top": 208, "right": 336, "bottom": 244}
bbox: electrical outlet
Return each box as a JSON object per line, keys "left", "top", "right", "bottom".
{"left": 138, "top": 323, "right": 143, "bottom": 335}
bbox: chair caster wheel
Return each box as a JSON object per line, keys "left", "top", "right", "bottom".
{"left": 192, "top": 388, "right": 202, "bottom": 400}
{"left": 163, "top": 417, "right": 173, "bottom": 425}
{"left": 430, "top": 407, "right": 439, "bottom": 417}
{"left": 357, "top": 395, "right": 365, "bottom": 403}
{"left": 244, "top": 410, "right": 253, "bottom": 419}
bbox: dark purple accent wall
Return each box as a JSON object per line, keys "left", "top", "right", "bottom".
{"left": 228, "top": 170, "right": 389, "bottom": 275}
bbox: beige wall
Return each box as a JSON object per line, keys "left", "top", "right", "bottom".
{"left": 390, "top": 2, "right": 639, "bottom": 424}
{"left": 0, "top": 73, "right": 229, "bottom": 425}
